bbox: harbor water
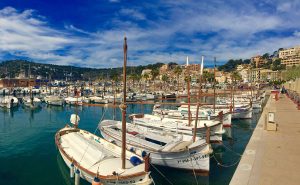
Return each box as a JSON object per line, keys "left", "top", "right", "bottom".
{"left": 0, "top": 100, "right": 260, "bottom": 185}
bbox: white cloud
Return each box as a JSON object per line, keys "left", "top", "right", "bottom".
{"left": 1, "top": 1, "right": 300, "bottom": 68}
{"left": 119, "top": 8, "right": 146, "bottom": 20}
{"left": 293, "top": 31, "right": 300, "bottom": 37}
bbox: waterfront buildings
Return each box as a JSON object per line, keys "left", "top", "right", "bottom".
{"left": 251, "top": 55, "right": 266, "bottom": 68}
{"left": 248, "top": 68, "right": 281, "bottom": 83}
{"left": 279, "top": 46, "right": 300, "bottom": 67}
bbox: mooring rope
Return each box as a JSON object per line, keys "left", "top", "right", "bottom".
{"left": 187, "top": 148, "right": 199, "bottom": 185}
{"left": 150, "top": 163, "right": 174, "bottom": 185}
{"left": 212, "top": 153, "right": 241, "bottom": 168}
{"left": 220, "top": 143, "right": 242, "bottom": 157}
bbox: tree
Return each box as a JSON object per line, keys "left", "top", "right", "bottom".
{"left": 272, "top": 58, "right": 286, "bottom": 71}
{"left": 162, "top": 74, "right": 169, "bottom": 83}
{"left": 202, "top": 71, "right": 214, "bottom": 83}
{"left": 262, "top": 53, "right": 270, "bottom": 59}
{"left": 218, "top": 59, "right": 246, "bottom": 72}
{"left": 151, "top": 69, "right": 159, "bottom": 80}
{"left": 142, "top": 73, "right": 150, "bottom": 81}
{"left": 284, "top": 65, "right": 300, "bottom": 81}
{"left": 231, "top": 71, "right": 242, "bottom": 84}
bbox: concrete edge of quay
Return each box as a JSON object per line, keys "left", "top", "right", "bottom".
{"left": 229, "top": 93, "right": 272, "bottom": 185}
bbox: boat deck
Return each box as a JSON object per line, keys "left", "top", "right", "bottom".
{"left": 60, "top": 131, "right": 144, "bottom": 176}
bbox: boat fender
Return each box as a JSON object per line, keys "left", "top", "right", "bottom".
{"left": 70, "top": 163, "right": 75, "bottom": 178}
{"left": 142, "top": 151, "right": 147, "bottom": 158}
{"left": 130, "top": 156, "right": 143, "bottom": 166}
{"left": 129, "top": 147, "right": 135, "bottom": 152}
{"left": 92, "top": 177, "right": 101, "bottom": 185}
{"left": 75, "top": 169, "right": 80, "bottom": 185}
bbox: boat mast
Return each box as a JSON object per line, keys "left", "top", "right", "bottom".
{"left": 186, "top": 56, "right": 191, "bottom": 127}
{"left": 193, "top": 55, "right": 204, "bottom": 142}
{"left": 121, "top": 36, "right": 128, "bottom": 169}
{"left": 213, "top": 57, "right": 216, "bottom": 114}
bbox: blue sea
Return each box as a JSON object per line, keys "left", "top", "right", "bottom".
{"left": 0, "top": 100, "right": 260, "bottom": 185}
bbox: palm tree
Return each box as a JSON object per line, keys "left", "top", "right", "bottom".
{"left": 162, "top": 74, "right": 169, "bottom": 90}
{"left": 151, "top": 69, "right": 159, "bottom": 80}
{"left": 231, "top": 71, "right": 242, "bottom": 84}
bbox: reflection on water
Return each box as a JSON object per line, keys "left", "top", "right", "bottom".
{"left": 0, "top": 102, "right": 261, "bottom": 185}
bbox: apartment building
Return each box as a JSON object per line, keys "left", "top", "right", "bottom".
{"left": 279, "top": 46, "right": 300, "bottom": 67}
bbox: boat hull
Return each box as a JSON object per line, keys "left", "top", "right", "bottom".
{"left": 56, "top": 127, "right": 152, "bottom": 185}
{"left": 101, "top": 126, "right": 210, "bottom": 173}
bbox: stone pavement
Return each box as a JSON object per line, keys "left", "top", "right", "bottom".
{"left": 230, "top": 94, "right": 300, "bottom": 185}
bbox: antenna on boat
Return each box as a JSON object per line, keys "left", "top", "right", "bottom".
{"left": 121, "top": 36, "right": 128, "bottom": 169}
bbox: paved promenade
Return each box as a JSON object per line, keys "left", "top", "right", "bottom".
{"left": 230, "top": 94, "right": 300, "bottom": 185}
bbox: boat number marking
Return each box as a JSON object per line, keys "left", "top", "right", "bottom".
{"left": 177, "top": 154, "right": 208, "bottom": 164}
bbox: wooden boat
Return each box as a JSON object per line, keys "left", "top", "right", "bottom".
{"left": 65, "top": 96, "right": 83, "bottom": 106}
{"left": 56, "top": 37, "right": 153, "bottom": 185}
{"left": 153, "top": 106, "right": 232, "bottom": 127}
{"left": 129, "top": 114, "right": 224, "bottom": 143}
{"left": 56, "top": 122, "right": 152, "bottom": 184}
{"left": 99, "top": 120, "right": 212, "bottom": 174}
{"left": 0, "top": 96, "right": 18, "bottom": 109}
{"left": 23, "top": 97, "right": 41, "bottom": 109}
{"left": 44, "top": 95, "right": 64, "bottom": 106}
{"left": 90, "top": 96, "right": 108, "bottom": 104}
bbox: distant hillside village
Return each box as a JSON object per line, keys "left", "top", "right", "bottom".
{"left": 0, "top": 45, "right": 300, "bottom": 88}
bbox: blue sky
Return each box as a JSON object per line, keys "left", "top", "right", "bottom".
{"left": 0, "top": 0, "right": 300, "bottom": 68}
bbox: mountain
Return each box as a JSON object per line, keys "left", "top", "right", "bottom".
{"left": 0, "top": 60, "right": 164, "bottom": 81}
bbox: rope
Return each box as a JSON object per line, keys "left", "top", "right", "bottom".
{"left": 187, "top": 148, "right": 198, "bottom": 185}
{"left": 150, "top": 163, "right": 174, "bottom": 185}
{"left": 212, "top": 153, "right": 241, "bottom": 168}
{"left": 220, "top": 143, "right": 242, "bottom": 157}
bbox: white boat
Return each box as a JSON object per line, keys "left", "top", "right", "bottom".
{"left": 65, "top": 96, "right": 83, "bottom": 106}
{"left": 90, "top": 96, "right": 108, "bottom": 104}
{"left": 100, "top": 120, "right": 212, "bottom": 173}
{"left": 198, "top": 104, "right": 253, "bottom": 119}
{"left": 56, "top": 120, "right": 152, "bottom": 185}
{"left": 145, "top": 93, "right": 158, "bottom": 100}
{"left": 23, "top": 97, "right": 41, "bottom": 109}
{"left": 0, "top": 88, "right": 10, "bottom": 95}
{"left": 129, "top": 114, "right": 224, "bottom": 143}
{"left": 44, "top": 95, "right": 64, "bottom": 106}
{"left": 154, "top": 106, "right": 232, "bottom": 127}
{"left": 0, "top": 96, "right": 18, "bottom": 109}
{"left": 56, "top": 37, "right": 153, "bottom": 185}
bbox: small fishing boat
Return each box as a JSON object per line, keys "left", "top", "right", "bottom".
{"left": 100, "top": 120, "right": 212, "bottom": 173}
{"left": 90, "top": 96, "right": 108, "bottom": 104}
{"left": 153, "top": 106, "right": 232, "bottom": 127}
{"left": 56, "top": 37, "right": 153, "bottom": 185}
{"left": 44, "top": 95, "right": 64, "bottom": 106}
{"left": 23, "top": 97, "right": 42, "bottom": 109}
{"left": 129, "top": 114, "right": 224, "bottom": 143}
{"left": 0, "top": 96, "right": 18, "bottom": 109}
{"left": 65, "top": 96, "right": 83, "bottom": 106}
{"left": 56, "top": 116, "right": 152, "bottom": 185}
